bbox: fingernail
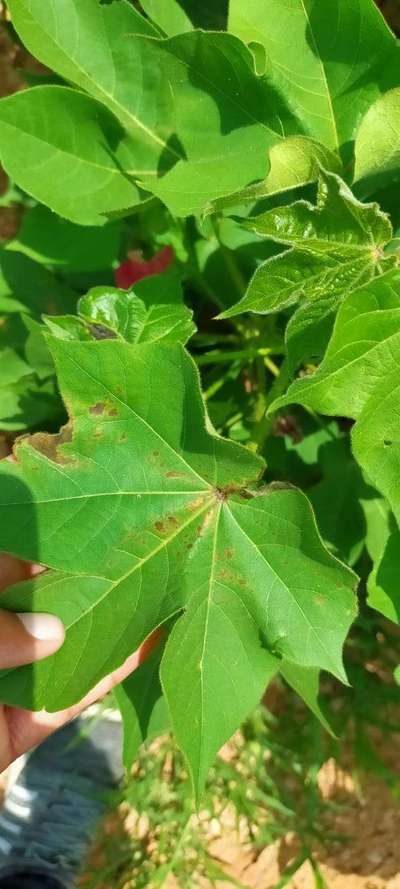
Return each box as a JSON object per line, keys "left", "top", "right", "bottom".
{"left": 18, "top": 613, "right": 65, "bottom": 642}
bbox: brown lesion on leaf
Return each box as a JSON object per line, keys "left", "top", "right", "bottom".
{"left": 196, "top": 507, "right": 215, "bottom": 538}
{"left": 89, "top": 401, "right": 119, "bottom": 417}
{"left": 165, "top": 470, "right": 189, "bottom": 479}
{"left": 187, "top": 495, "right": 210, "bottom": 512}
{"left": 89, "top": 402, "right": 105, "bottom": 416}
{"left": 28, "top": 422, "right": 75, "bottom": 465}
{"left": 214, "top": 485, "right": 255, "bottom": 502}
{"left": 216, "top": 563, "right": 248, "bottom": 587}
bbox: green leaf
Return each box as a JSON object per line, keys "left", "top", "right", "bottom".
{"left": 0, "top": 248, "right": 76, "bottom": 317}
{"left": 271, "top": 268, "right": 400, "bottom": 524}
{"left": 309, "top": 438, "right": 368, "bottom": 566}
{"left": 0, "top": 340, "right": 356, "bottom": 799}
{"left": 221, "top": 171, "right": 393, "bottom": 370}
{"left": 162, "top": 608, "right": 277, "bottom": 799}
{"left": 138, "top": 31, "right": 301, "bottom": 216}
{"left": 354, "top": 89, "right": 400, "bottom": 196}
{"left": 6, "top": 0, "right": 172, "bottom": 175}
{"left": 161, "top": 485, "right": 355, "bottom": 796}
{"left": 272, "top": 269, "right": 400, "bottom": 418}
{"left": 205, "top": 136, "right": 342, "bottom": 217}
{"left": 361, "top": 495, "right": 400, "bottom": 623}
{"left": 368, "top": 529, "right": 400, "bottom": 624}
{"left": 78, "top": 285, "right": 195, "bottom": 345}
{"left": 0, "top": 250, "right": 75, "bottom": 431}
{"left": 45, "top": 273, "right": 195, "bottom": 346}
{"left": 228, "top": 0, "right": 399, "bottom": 153}
{"left": 42, "top": 316, "right": 93, "bottom": 343}
{"left": 7, "top": 206, "right": 123, "bottom": 272}
{"left": 0, "top": 376, "right": 62, "bottom": 432}
{"left": 0, "top": 87, "right": 146, "bottom": 226}
{"left": 115, "top": 644, "right": 171, "bottom": 770}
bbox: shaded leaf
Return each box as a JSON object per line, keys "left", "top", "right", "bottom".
{"left": 0, "top": 248, "right": 76, "bottom": 317}
{"left": 309, "top": 438, "right": 368, "bottom": 565}
{"left": 7, "top": 206, "right": 123, "bottom": 272}
{"left": 115, "top": 644, "right": 171, "bottom": 770}
{"left": 0, "top": 250, "right": 75, "bottom": 430}
{"left": 361, "top": 495, "right": 400, "bottom": 623}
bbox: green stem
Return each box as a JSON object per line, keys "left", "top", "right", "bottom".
{"left": 212, "top": 217, "right": 248, "bottom": 298}
{"left": 252, "top": 358, "right": 291, "bottom": 452}
{"left": 196, "top": 348, "right": 259, "bottom": 366}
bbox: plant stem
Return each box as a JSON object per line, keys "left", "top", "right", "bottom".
{"left": 211, "top": 217, "right": 248, "bottom": 299}
{"left": 196, "top": 346, "right": 273, "bottom": 367}
{"left": 252, "top": 358, "right": 291, "bottom": 452}
{"left": 196, "top": 348, "right": 258, "bottom": 366}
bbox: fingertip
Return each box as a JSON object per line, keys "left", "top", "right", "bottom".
{"left": 17, "top": 612, "right": 65, "bottom": 644}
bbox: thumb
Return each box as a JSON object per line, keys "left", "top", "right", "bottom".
{"left": 0, "top": 610, "right": 65, "bottom": 669}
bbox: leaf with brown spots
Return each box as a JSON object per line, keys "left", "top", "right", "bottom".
{"left": 0, "top": 339, "right": 357, "bottom": 800}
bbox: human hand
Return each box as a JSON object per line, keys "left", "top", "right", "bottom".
{"left": 0, "top": 553, "right": 153, "bottom": 771}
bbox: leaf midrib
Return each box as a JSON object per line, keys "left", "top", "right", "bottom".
{"left": 0, "top": 116, "right": 134, "bottom": 178}
{"left": 55, "top": 496, "right": 215, "bottom": 631}
{"left": 299, "top": 0, "right": 340, "bottom": 151}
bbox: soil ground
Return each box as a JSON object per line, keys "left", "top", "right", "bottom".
{"left": 80, "top": 732, "right": 400, "bottom": 889}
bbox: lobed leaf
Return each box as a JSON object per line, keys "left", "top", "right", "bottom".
{"left": 0, "top": 340, "right": 356, "bottom": 798}
{"left": 46, "top": 281, "right": 196, "bottom": 346}
{"left": 221, "top": 171, "right": 393, "bottom": 370}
